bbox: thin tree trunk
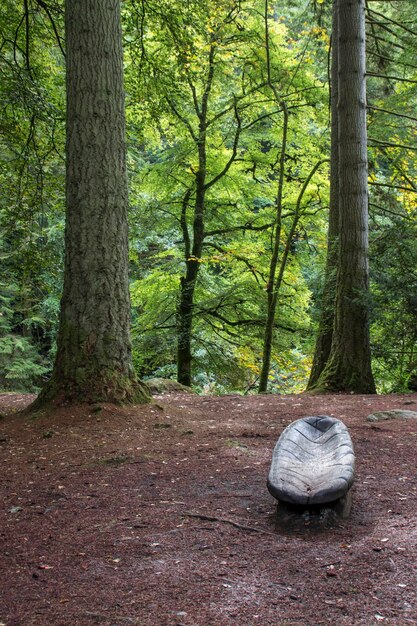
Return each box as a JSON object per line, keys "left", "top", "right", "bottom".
{"left": 259, "top": 1, "right": 329, "bottom": 392}
{"left": 308, "top": 0, "right": 339, "bottom": 389}
{"left": 258, "top": 104, "right": 288, "bottom": 393}
{"left": 177, "top": 260, "right": 200, "bottom": 387}
{"left": 259, "top": 158, "right": 328, "bottom": 393}
{"left": 258, "top": 1, "right": 287, "bottom": 394}
{"left": 176, "top": 47, "right": 215, "bottom": 386}
{"left": 177, "top": 184, "right": 205, "bottom": 387}
{"left": 313, "top": 0, "right": 376, "bottom": 393}
{"left": 34, "top": 0, "right": 150, "bottom": 405}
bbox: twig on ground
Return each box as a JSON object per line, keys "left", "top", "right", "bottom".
{"left": 83, "top": 612, "right": 137, "bottom": 623}
{"left": 184, "top": 512, "right": 278, "bottom": 537}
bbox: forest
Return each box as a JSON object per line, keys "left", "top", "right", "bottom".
{"left": 1, "top": 3, "right": 417, "bottom": 624}
{"left": 1, "top": 0, "right": 416, "bottom": 400}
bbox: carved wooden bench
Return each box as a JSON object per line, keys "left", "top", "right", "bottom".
{"left": 267, "top": 416, "right": 355, "bottom": 517}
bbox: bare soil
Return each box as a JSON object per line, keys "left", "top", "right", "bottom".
{"left": 0, "top": 391, "right": 416, "bottom": 626}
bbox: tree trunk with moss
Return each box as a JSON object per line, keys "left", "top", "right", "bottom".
{"left": 34, "top": 0, "right": 150, "bottom": 405}
{"left": 312, "top": 0, "right": 376, "bottom": 394}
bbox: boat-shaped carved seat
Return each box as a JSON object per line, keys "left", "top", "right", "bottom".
{"left": 267, "top": 416, "right": 355, "bottom": 513}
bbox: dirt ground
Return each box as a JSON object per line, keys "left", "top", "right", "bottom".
{"left": 0, "top": 391, "right": 416, "bottom": 626}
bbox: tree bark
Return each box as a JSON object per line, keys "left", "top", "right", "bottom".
{"left": 176, "top": 112, "right": 208, "bottom": 385}
{"left": 34, "top": 0, "right": 150, "bottom": 405}
{"left": 177, "top": 260, "right": 199, "bottom": 388}
{"left": 307, "top": 0, "right": 339, "bottom": 389}
{"left": 313, "top": 0, "right": 376, "bottom": 393}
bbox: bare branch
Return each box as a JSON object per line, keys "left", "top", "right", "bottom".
{"left": 369, "top": 202, "right": 414, "bottom": 221}
{"left": 367, "top": 50, "right": 417, "bottom": 71}
{"left": 204, "top": 221, "right": 273, "bottom": 237}
{"left": 369, "top": 181, "right": 417, "bottom": 193}
{"left": 367, "top": 8, "right": 417, "bottom": 37}
{"left": 368, "top": 105, "right": 417, "bottom": 123}
{"left": 23, "top": 0, "right": 33, "bottom": 77}
{"left": 366, "top": 32, "right": 405, "bottom": 51}
{"left": 368, "top": 138, "right": 417, "bottom": 152}
{"left": 366, "top": 71, "right": 417, "bottom": 84}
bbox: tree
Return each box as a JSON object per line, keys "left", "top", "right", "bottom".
{"left": 307, "top": 0, "right": 339, "bottom": 388}
{"left": 34, "top": 0, "right": 150, "bottom": 405}
{"left": 310, "top": 0, "right": 376, "bottom": 393}
{"left": 0, "top": 0, "right": 66, "bottom": 378}
{"left": 126, "top": 0, "right": 262, "bottom": 388}
{"left": 257, "top": 0, "right": 328, "bottom": 393}
{"left": 4, "top": 0, "right": 413, "bottom": 396}
{"left": 127, "top": 0, "right": 328, "bottom": 392}
{"left": 364, "top": 0, "right": 417, "bottom": 392}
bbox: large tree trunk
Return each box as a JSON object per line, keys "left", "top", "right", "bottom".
{"left": 313, "top": 0, "right": 376, "bottom": 393}
{"left": 34, "top": 0, "right": 150, "bottom": 405}
{"left": 307, "top": 0, "right": 339, "bottom": 389}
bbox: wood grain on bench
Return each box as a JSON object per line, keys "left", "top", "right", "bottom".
{"left": 267, "top": 416, "right": 355, "bottom": 506}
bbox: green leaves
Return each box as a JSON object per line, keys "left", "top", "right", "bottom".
{"left": 124, "top": 0, "right": 330, "bottom": 391}
{"left": 0, "top": 282, "right": 49, "bottom": 391}
{"left": 1, "top": 0, "right": 415, "bottom": 393}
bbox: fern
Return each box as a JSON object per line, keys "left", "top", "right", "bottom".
{"left": 0, "top": 284, "right": 49, "bottom": 392}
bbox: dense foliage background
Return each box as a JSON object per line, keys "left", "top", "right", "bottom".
{"left": 1, "top": 0, "right": 416, "bottom": 394}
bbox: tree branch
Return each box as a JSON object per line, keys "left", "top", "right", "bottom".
{"left": 205, "top": 97, "right": 242, "bottom": 190}
{"left": 204, "top": 221, "right": 274, "bottom": 237}
{"left": 24, "top": 0, "right": 32, "bottom": 77}
{"left": 166, "top": 98, "right": 198, "bottom": 143}
{"left": 369, "top": 202, "right": 413, "bottom": 221}
{"left": 367, "top": 50, "right": 417, "bottom": 71}
{"left": 34, "top": 0, "right": 65, "bottom": 57}
{"left": 180, "top": 188, "right": 193, "bottom": 259}
{"left": 369, "top": 181, "right": 417, "bottom": 193}
{"left": 203, "top": 241, "right": 263, "bottom": 286}
{"left": 366, "top": 71, "right": 417, "bottom": 84}
{"left": 366, "top": 32, "right": 405, "bottom": 51}
{"left": 186, "top": 73, "right": 200, "bottom": 119}
{"left": 367, "top": 7, "right": 417, "bottom": 37}
{"left": 367, "top": 105, "right": 417, "bottom": 123}
{"left": 201, "top": 42, "right": 216, "bottom": 121}
{"left": 368, "top": 138, "right": 417, "bottom": 153}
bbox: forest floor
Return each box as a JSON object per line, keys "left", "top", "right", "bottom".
{"left": 0, "top": 390, "right": 416, "bottom": 626}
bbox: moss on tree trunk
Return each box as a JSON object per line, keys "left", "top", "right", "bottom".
{"left": 33, "top": 0, "right": 150, "bottom": 407}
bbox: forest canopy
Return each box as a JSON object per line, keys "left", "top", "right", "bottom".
{"left": 1, "top": 0, "right": 416, "bottom": 397}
